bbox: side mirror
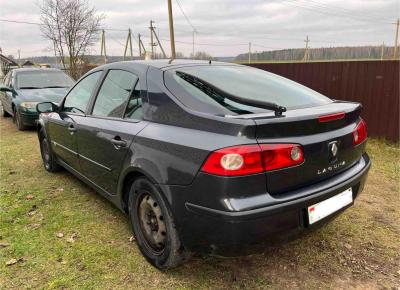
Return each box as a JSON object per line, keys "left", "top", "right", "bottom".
{"left": 36, "top": 102, "right": 58, "bottom": 113}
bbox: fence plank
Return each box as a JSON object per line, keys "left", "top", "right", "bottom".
{"left": 247, "top": 60, "right": 399, "bottom": 141}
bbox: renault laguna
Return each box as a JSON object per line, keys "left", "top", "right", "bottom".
{"left": 35, "top": 60, "right": 370, "bottom": 269}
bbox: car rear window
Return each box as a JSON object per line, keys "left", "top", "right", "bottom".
{"left": 165, "top": 65, "right": 332, "bottom": 115}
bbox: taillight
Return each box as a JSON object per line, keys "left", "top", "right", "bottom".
{"left": 318, "top": 112, "right": 345, "bottom": 123}
{"left": 201, "top": 145, "right": 263, "bottom": 176}
{"left": 201, "top": 144, "right": 304, "bottom": 176}
{"left": 260, "top": 144, "right": 304, "bottom": 171}
{"left": 353, "top": 119, "right": 367, "bottom": 146}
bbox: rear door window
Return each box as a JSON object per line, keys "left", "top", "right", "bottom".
{"left": 124, "top": 82, "right": 143, "bottom": 120}
{"left": 92, "top": 70, "right": 138, "bottom": 118}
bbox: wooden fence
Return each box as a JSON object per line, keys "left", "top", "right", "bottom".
{"left": 247, "top": 60, "right": 399, "bottom": 142}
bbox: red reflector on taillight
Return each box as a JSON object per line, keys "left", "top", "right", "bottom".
{"left": 353, "top": 119, "right": 367, "bottom": 146}
{"left": 201, "top": 144, "right": 304, "bottom": 176}
{"left": 260, "top": 144, "right": 304, "bottom": 171}
{"left": 201, "top": 145, "right": 263, "bottom": 176}
{"left": 318, "top": 112, "right": 345, "bottom": 123}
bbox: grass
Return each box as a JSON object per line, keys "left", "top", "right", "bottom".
{"left": 0, "top": 117, "right": 399, "bottom": 289}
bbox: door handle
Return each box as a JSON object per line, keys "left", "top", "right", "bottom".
{"left": 111, "top": 137, "right": 127, "bottom": 148}
{"left": 67, "top": 124, "right": 76, "bottom": 134}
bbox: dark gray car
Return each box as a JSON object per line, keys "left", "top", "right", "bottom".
{"left": 35, "top": 60, "right": 370, "bottom": 269}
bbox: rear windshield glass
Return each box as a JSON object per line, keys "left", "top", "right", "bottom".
{"left": 166, "top": 65, "right": 332, "bottom": 115}
{"left": 16, "top": 71, "right": 74, "bottom": 89}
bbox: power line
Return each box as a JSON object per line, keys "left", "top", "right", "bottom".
{"left": 305, "top": 0, "right": 395, "bottom": 22}
{"left": 0, "top": 19, "right": 41, "bottom": 25}
{"left": 0, "top": 18, "right": 129, "bottom": 32}
{"left": 174, "top": 0, "right": 198, "bottom": 33}
{"left": 279, "top": 0, "right": 393, "bottom": 25}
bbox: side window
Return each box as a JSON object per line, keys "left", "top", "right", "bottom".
{"left": 124, "top": 82, "right": 143, "bottom": 120}
{"left": 63, "top": 71, "right": 102, "bottom": 114}
{"left": 92, "top": 70, "right": 138, "bottom": 118}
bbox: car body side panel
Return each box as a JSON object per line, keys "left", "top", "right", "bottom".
{"left": 128, "top": 122, "right": 256, "bottom": 186}
{"left": 76, "top": 117, "right": 149, "bottom": 194}
{"left": 47, "top": 112, "right": 82, "bottom": 171}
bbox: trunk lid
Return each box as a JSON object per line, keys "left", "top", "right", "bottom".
{"left": 251, "top": 101, "right": 365, "bottom": 195}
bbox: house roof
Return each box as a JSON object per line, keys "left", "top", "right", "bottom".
{"left": 0, "top": 54, "right": 18, "bottom": 66}
{"left": 22, "top": 60, "right": 35, "bottom": 66}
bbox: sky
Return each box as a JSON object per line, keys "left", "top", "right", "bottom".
{"left": 0, "top": 0, "right": 399, "bottom": 58}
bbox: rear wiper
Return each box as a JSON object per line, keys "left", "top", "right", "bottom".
{"left": 176, "top": 71, "right": 287, "bottom": 116}
{"left": 19, "top": 87, "right": 43, "bottom": 89}
{"left": 42, "top": 86, "right": 67, "bottom": 89}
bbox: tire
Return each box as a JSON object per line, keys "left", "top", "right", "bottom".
{"left": 13, "top": 107, "right": 28, "bottom": 131}
{"left": 39, "top": 128, "right": 62, "bottom": 172}
{"left": 128, "top": 177, "right": 188, "bottom": 270}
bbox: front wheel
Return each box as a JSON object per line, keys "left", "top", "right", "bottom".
{"left": 128, "top": 177, "right": 188, "bottom": 270}
{"left": 13, "top": 108, "right": 28, "bottom": 131}
{"left": 39, "top": 129, "right": 62, "bottom": 172}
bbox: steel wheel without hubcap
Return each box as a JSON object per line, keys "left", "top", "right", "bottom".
{"left": 138, "top": 193, "right": 167, "bottom": 255}
{"left": 41, "top": 138, "right": 51, "bottom": 170}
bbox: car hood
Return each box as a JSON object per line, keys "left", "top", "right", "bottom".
{"left": 16, "top": 87, "right": 69, "bottom": 103}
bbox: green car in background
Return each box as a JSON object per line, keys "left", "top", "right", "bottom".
{"left": 0, "top": 68, "right": 74, "bottom": 130}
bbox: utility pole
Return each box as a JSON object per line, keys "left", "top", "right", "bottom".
{"left": 192, "top": 30, "right": 198, "bottom": 58}
{"left": 138, "top": 34, "right": 146, "bottom": 59}
{"left": 302, "top": 35, "right": 310, "bottom": 62}
{"left": 18, "top": 49, "right": 21, "bottom": 67}
{"left": 100, "top": 29, "right": 107, "bottom": 64}
{"left": 149, "top": 20, "right": 156, "bottom": 59}
{"left": 381, "top": 42, "right": 385, "bottom": 60}
{"left": 151, "top": 26, "right": 167, "bottom": 58}
{"left": 393, "top": 18, "right": 399, "bottom": 59}
{"left": 167, "top": 0, "right": 176, "bottom": 60}
{"left": 150, "top": 21, "right": 167, "bottom": 58}
{"left": 124, "top": 28, "right": 133, "bottom": 60}
{"left": 248, "top": 42, "right": 251, "bottom": 64}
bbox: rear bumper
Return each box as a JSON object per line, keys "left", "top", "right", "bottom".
{"left": 163, "top": 153, "right": 371, "bottom": 255}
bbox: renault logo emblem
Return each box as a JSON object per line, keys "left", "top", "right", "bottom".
{"left": 328, "top": 141, "right": 339, "bottom": 162}
{"left": 331, "top": 142, "right": 338, "bottom": 157}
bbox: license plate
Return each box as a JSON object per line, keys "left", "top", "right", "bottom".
{"left": 308, "top": 188, "right": 353, "bottom": 225}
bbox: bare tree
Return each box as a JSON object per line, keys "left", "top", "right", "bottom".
{"left": 40, "top": 0, "right": 103, "bottom": 79}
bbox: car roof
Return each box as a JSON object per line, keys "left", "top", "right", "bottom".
{"left": 12, "top": 67, "right": 63, "bottom": 74}
{"left": 100, "top": 59, "right": 238, "bottom": 71}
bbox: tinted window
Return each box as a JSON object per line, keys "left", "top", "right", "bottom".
{"left": 16, "top": 71, "right": 74, "bottom": 89}
{"left": 92, "top": 70, "right": 138, "bottom": 118}
{"left": 124, "top": 82, "right": 143, "bottom": 120}
{"left": 167, "top": 66, "right": 332, "bottom": 114}
{"left": 63, "top": 71, "right": 102, "bottom": 114}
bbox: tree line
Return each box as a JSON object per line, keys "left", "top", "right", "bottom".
{"left": 236, "top": 46, "right": 397, "bottom": 62}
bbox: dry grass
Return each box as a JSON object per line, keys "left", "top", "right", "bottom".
{"left": 0, "top": 116, "right": 399, "bottom": 289}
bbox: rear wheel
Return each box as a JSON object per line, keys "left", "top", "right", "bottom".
{"left": 39, "top": 129, "right": 62, "bottom": 172}
{"left": 13, "top": 107, "right": 28, "bottom": 131}
{"left": 128, "top": 177, "right": 188, "bottom": 270}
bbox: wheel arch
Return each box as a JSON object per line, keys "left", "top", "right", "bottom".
{"left": 119, "top": 167, "right": 159, "bottom": 214}
{"left": 36, "top": 118, "right": 47, "bottom": 138}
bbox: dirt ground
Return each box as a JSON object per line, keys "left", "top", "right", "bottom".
{"left": 0, "top": 116, "right": 399, "bottom": 289}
